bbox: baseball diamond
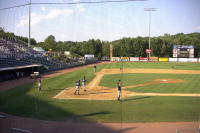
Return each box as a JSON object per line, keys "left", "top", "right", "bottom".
{"left": 0, "top": 62, "right": 200, "bottom": 133}
{"left": 54, "top": 68, "right": 200, "bottom": 100}
{"left": 1, "top": 1, "right": 200, "bottom": 132}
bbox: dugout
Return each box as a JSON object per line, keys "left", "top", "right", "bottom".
{"left": 0, "top": 64, "right": 42, "bottom": 82}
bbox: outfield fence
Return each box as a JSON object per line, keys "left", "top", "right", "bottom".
{"left": 111, "top": 57, "right": 200, "bottom": 63}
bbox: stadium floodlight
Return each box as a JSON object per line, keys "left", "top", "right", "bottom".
{"left": 144, "top": 8, "right": 157, "bottom": 59}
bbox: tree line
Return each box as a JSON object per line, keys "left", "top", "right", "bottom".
{"left": 0, "top": 28, "right": 37, "bottom": 46}
{"left": 1, "top": 28, "right": 200, "bottom": 58}
{"left": 37, "top": 33, "right": 200, "bottom": 58}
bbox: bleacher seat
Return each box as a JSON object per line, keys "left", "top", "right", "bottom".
{"left": 0, "top": 38, "right": 70, "bottom": 71}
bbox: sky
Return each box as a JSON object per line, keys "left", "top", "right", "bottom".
{"left": 0, "top": 0, "right": 200, "bottom": 42}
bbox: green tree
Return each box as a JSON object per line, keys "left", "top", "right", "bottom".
{"left": 44, "top": 35, "right": 56, "bottom": 51}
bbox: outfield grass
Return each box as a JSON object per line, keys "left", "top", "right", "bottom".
{"left": 97, "top": 62, "right": 200, "bottom": 71}
{"left": 100, "top": 73, "right": 200, "bottom": 93}
{"left": 0, "top": 62, "right": 200, "bottom": 122}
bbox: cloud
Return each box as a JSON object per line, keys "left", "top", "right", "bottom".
{"left": 46, "top": 9, "right": 73, "bottom": 19}
{"left": 58, "top": 0, "right": 65, "bottom": 2}
{"left": 76, "top": 4, "right": 85, "bottom": 12}
{"left": 73, "top": 0, "right": 81, "bottom": 2}
{"left": 17, "top": 16, "right": 28, "bottom": 27}
{"left": 17, "top": 13, "right": 43, "bottom": 27}
{"left": 195, "top": 26, "right": 200, "bottom": 30}
{"left": 31, "top": 13, "right": 44, "bottom": 25}
{"left": 41, "top": 6, "right": 46, "bottom": 12}
{"left": 73, "top": 0, "right": 85, "bottom": 12}
{"left": 17, "top": 9, "right": 74, "bottom": 27}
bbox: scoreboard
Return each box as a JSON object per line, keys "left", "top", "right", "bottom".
{"left": 173, "top": 45, "right": 194, "bottom": 58}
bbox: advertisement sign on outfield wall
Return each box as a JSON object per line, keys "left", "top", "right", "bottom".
{"left": 178, "top": 58, "right": 188, "bottom": 62}
{"left": 121, "top": 57, "right": 129, "bottom": 62}
{"left": 159, "top": 58, "right": 169, "bottom": 62}
{"left": 111, "top": 57, "right": 120, "bottom": 61}
{"left": 169, "top": 58, "right": 178, "bottom": 62}
{"left": 149, "top": 57, "right": 158, "bottom": 62}
{"left": 130, "top": 57, "right": 139, "bottom": 61}
{"left": 188, "top": 58, "right": 198, "bottom": 62}
{"left": 139, "top": 57, "right": 148, "bottom": 62}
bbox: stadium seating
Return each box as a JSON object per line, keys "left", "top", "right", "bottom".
{"left": 0, "top": 38, "right": 65, "bottom": 70}
{"left": 0, "top": 38, "right": 97, "bottom": 81}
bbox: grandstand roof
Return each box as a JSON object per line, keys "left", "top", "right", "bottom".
{"left": 0, "top": 64, "right": 41, "bottom": 72}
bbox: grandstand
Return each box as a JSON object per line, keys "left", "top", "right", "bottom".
{"left": 0, "top": 38, "right": 97, "bottom": 81}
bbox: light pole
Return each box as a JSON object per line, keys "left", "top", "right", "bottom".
{"left": 144, "top": 8, "right": 156, "bottom": 59}
{"left": 28, "top": 0, "right": 31, "bottom": 48}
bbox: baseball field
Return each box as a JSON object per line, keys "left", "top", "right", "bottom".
{"left": 0, "top": 62, "right": 200, "bottom": 123}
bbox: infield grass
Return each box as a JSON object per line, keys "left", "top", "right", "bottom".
{"left": 100, "top": 73, "right": 200, "bottom": 93}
